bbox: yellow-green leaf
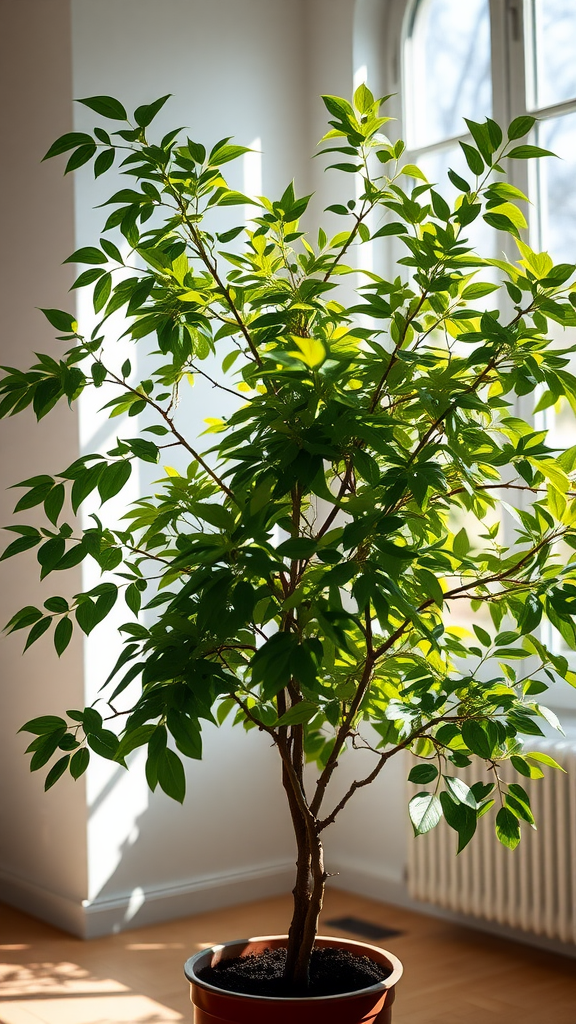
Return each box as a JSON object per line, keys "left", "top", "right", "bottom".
{"left": 547, "top": 484, "right": 566, "bottom": 521}
{"left": 515, "top": 238, "right": 553, "bottom": 279}
{"left": 528, "top": 457, "right": 570, "bottom": 494}
{"left": 490, "top": 202, "right": 527, "bottom": 230}
{"left": 400, "top": 164, "right": 428, "bottom": 182}
{"left": 289, "top": 336, "right": 326, "bottom": 368}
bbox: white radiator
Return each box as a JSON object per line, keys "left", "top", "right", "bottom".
{"left": 407, "top": 739, "right": 576, "bottom": 944}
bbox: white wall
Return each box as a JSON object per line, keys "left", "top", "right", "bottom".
{"left": 0, "top": 0, "right": 90, "bottom": 935}
{"left": 0, "top": 0, "right": 413, "bottom": 938}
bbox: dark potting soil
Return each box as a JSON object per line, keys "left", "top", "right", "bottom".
{"left": 198, "top": 946, "right": 390, "bottom": 998}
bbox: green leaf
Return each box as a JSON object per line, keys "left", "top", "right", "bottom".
{"left": 505, "top": 787, "right": 535, "bottom": 824}
{"left": 353, "top": 449, "right": 381, "bottom": 486}
{"left": 71, "top": 463, "right": 105, "bottom": 513}
{"left": 408, "top": 763, "right": 438, "bottom": 785}
{"left": 87, "top": 729, "right": 120, "bottom": 760}
{"left": 92, "top": 362, "right": 107, "bottom": 387}
{"left": 134, "top": 94, "right": 171, "bottom": 127}
{"left": 97, "top": 461, "right": 132, "bottom": 503}
{"left": 371, "top": 222, "right": 408, "bottom": 239}
{"left": 100, "top": 238, "right": 123, "bottom": 263}
{"left": 5, "top": 605, "right": 43, "bottom": 633}
{"left": 277, "top": 538, "right": 317, "bottom": 559}
{"left": 353, "top": 82, "right": 375, "bottom": 114}
{"left": 167, "top": 711, "right": 202, "bottom": 759}
{"left": 511, "top": 754, "right": 544, "bottom": 779}
{"left": 44, "top": 755, "right": 70, "bottom": 791}
{"left": 464, "top": 119, "right": 495, "bottom": 163}
{"left": 40, "top": 308, "right": 78, "bottom": 333}
{"left": 157, "top": 748, "right": 186, "bottom": 803}
{"left": 525, "top": 750, "right": 566, "bottom": 772}
{"left": 209, "top": 143, "right": 251, "bottom": 166}
{"left": 125, "top": 583, "right": 141, "bottom": 615}
{"left": 64, "top": 247, "right": 107, "bottom": 265}
{"left": 20, "top": 715, "right": 67, "bottom": 735}
{"left": 443, "top": 775, "right": 477, "bottom": 808}
{"left": 289, "top": 336, "right": 326, "bottom": 367}
{"left": 322, "top": 94, "right": 355, "bottom": 123}
{"left": 70, "top": 747, "right": 90, "bottom": 780}
{"left": 126, "top": 438, "right": 159, "bottom": 463}
{"left": 461, "top": 719, "right": 496, "bottom": 759}
{"left": 54, "top": 617, "right": 73, "bottom": 656}
{"left": 94, "top": 148, "right": 115, "bottom": 177}
{"left": 115, "top": 725, "right": 155, "bottom": 760}
{"left": 507, "top": 145, "right": 555, "bottom": 160}
{"left": 460, "top": 142, "right": 484, "bottom": 176}
{"left": 43, "top": 132, "right": 95, "bottom": 160}
{"left": 1, "top": 534, "right": 41, "bottom": 561}
{"left": 409, "top": 792, "right": 442, "bottom": 835}
{"left": 93, "top": 272, "right": 112, "bottom": 313}
{"left": 277, "top": 700, "right": 318, "bottom": 726}
{"left": 44, "top": 484, "right": 65, "bottom": 525}
{"left": 71, "top": 268, "right": 105, "bottom": 291}
{"left": 528, "top": 457, "right": 569, "bottom": 493}
{"left": 75, "top": 601, "right": 98, "bottom": 636}
{"left": 23, "top": 614, "right": 51, "bottom": 647}
{"left": 44, "top": 596, "right": 68, "bottom": 613}
{"left": 448, "top": 168, "right": 471, "bottom": 192}
{"left": 431, "top": 190, "right": 451, "bottom": 221}
{"left": 472, "top": 624, "right": 491, "bottom": 646}
{"left": 508, "top": 116, "right": 536, "bottom": 141}
{"left": 440, "top": 791, "right": 477, "bottom": 852}
{"left": 24, "top": 617, "right": 52, "bottom": 650}
{"left": 78, "top": 95, "right": 128, "bottom": 120}
{"left": 400, "top": 164, "right": 428, "bottom": 182}
{"left": 496, "top": 806, "right": 521, "bottom": 849}
{"left": 462, "top": 282, "right": 499, "bottom": 300}
{"left": 65, "top": 144, "right": 97, "bottom": 173}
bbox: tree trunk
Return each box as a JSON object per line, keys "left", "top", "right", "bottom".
{"left": 290, "top": 829, "right": 326, "bottom": 990}
{"left": 283, "top": 804, "right": 326, "bottom": 991}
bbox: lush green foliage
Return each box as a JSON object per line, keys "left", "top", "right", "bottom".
{"left": 3, "top": 86, "right": 575, "bottom": 859}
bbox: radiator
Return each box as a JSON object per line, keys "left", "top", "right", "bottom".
{"left": 407, "top": 738, "right": 576, "bottom": 944}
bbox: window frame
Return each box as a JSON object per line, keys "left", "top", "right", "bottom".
{"left": 364, "top": 0, "right": 576, "bottom": 714}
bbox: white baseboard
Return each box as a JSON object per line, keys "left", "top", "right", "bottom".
{"left": 82, "top": 860, "right": 295, "bottom": 938}
{"left": 0, "top": 860, "right": 295, "bottom": 939}
{"left": 328, "top": 858, "right": 576, "bottom": 960}
{"left": 0, "top": 866, "right": 87, "bottom": 937}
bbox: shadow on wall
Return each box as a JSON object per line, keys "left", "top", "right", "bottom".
{"left": 82, "top": 721, "right": 297, "bottom": 938}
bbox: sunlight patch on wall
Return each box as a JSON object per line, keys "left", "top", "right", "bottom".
{"left": 244, "top": 137, "right": 262, "bottom": 224}
{"left": 353, "top": 63, "right": 368, "bottom": 91}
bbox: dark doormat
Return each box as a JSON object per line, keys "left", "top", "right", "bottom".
{"left": 325, "top": 916, "right": 404, "bottom": 941}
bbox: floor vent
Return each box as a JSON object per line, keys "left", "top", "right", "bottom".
{"left": 325, "top": 916, "right": 403, "bottom": 940}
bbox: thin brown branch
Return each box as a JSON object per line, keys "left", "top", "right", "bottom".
{"left": 310, "top": 653, "right": 375, "bottom": 817}
{"left": 106, "top": 370, "right": 237, "bottom": 503}
{"left": 318, "top": 714, "right": 455, "bottom": 831}
{"left": 372, "top": 529, "right": 562, "bottom": 660}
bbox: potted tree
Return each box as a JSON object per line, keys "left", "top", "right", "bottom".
{"left": 2, "top": 86, "right": 575, "bottom": 1022}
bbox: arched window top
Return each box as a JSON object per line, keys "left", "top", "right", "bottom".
{"left": 404, "top": 0, "right": 492, "bottom": 150}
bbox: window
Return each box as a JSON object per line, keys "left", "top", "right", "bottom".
{"left": 367, "top": 0, "right": 576, "bottom": 708}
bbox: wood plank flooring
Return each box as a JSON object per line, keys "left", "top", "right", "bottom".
{"left": 1, "top": 890, "right": 575, "bottom": 1023}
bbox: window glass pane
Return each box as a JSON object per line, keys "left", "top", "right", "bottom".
{"left": 406, "top": 0, "right": 492, "bottom": 148}
{"left": 529, "top": 0, "right": 576, "bottom": 109}
{"left": 536, "top": 113, "right": 576, "bottom": 264}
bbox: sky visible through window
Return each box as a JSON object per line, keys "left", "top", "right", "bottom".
{"left": 407, "top": 0, "right": 491, "bottom": 149}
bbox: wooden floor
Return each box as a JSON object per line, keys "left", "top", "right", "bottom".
{"left": 1, "top": 890, "right": 575, "bottom": 1023}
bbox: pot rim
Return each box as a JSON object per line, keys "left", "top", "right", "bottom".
{"left": 184, "top": 933, "right": 403, "bottom": 1003}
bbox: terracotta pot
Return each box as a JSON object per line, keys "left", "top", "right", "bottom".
{"left": 184, "top": 933, "right": 403, "bottom": 1024}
